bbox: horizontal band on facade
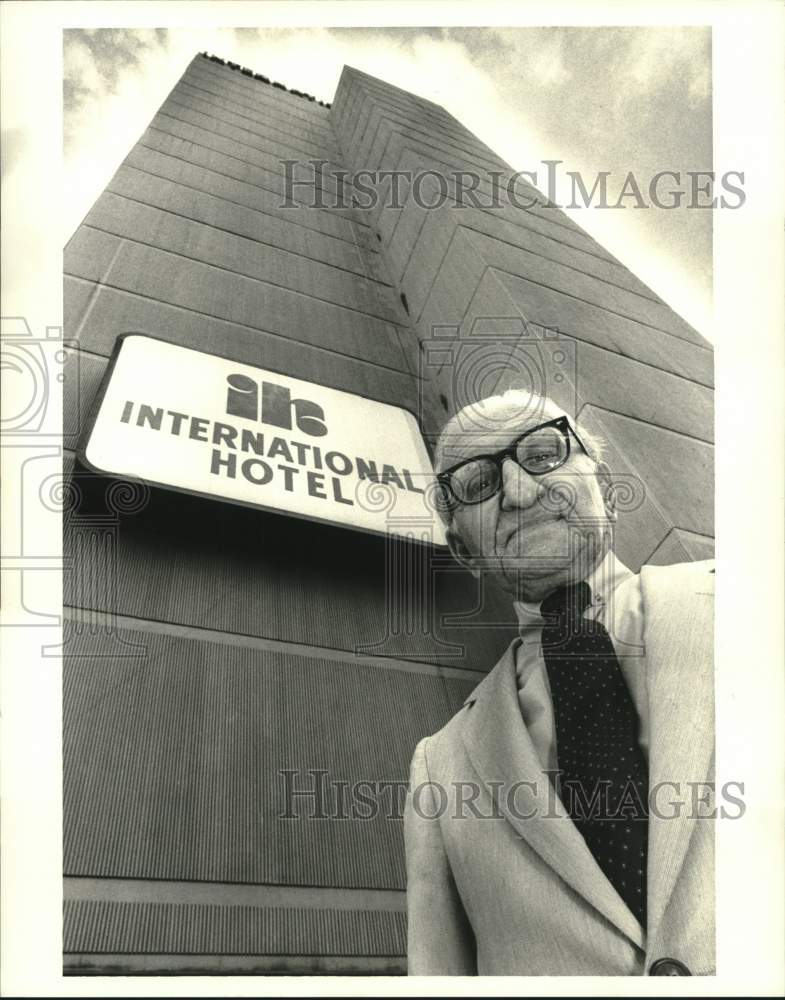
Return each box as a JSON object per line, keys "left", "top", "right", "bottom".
{"left": 142, "top": 124, "right": 373, "bottom": 230}
{"left": 63, "top": 897, "right": 406, "bottom": 958}
{"left": 64, "top": 952, "right": 407, "bottom": 975}
{"left": 62, "top": 605, "right": 488, "bottom": 682}
{"left": 75, "top": 224, "right": 408, "bottom": 329}
{"left": 64, "top": 276, "right": 420, "bottom": 380}
{"left": 65, "top": 875, "right": 406, "bottom": 911}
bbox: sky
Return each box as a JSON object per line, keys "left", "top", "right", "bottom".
{"left": 59, "top": 25, "right": 713, "bottom": 336}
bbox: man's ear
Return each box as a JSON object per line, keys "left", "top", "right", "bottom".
{"left": 446, "top": 525, "right": 481, "bottom": 578}
{"left": 595, "top": 460, "right": 617, "bottom": 519}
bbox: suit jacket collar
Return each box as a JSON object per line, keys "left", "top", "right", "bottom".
{"left": 461, "top": 639, "right": 646, "bottom": 948}
{"left": 460, "top": 560, "right": 714, "bottom": 953}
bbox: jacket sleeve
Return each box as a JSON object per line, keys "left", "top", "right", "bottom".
{"left": 404, "top": 737, "right": 477, "bottom": 975}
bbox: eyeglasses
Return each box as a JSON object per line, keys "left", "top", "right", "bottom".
{"left": 435, "top": 416, "right": 591, "bottom": 513}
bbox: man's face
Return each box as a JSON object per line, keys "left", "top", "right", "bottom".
{"left": 441, "top": 412, "right": 614, "bottom": 602}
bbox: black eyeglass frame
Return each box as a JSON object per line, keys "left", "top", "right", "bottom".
{"left": 436, "top": 415, "right": 592, "bottom": 511}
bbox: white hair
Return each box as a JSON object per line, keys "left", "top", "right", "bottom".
{"left": 433, "top": 390, "right": 605, "bottom": 525}
{"left": 435, "top": 390, "right": 604, "bottom": 471}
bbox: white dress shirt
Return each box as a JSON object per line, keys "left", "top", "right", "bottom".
{"left": 513, "top": 552, "right": 649, "bottom": 775}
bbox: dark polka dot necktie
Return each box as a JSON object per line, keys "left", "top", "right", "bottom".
{"left": 540, "top": 581, "right": 649, "bottom": 928}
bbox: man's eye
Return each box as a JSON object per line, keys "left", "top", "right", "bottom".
{"left": 463, "top": 468, "right": 494, "bottom": 499}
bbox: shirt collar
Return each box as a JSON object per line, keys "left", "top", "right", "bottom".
{"left": 513, "top": 551, "right": 633, "bottom": 629}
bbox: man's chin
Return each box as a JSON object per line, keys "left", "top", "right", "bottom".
{"left": 501, "top": 560, "right": 573, "bottom": 588}
{"left": 495, "top": 562, "right": 575, "bottom": 603}
{"left": 494, "top": 520, "right": 582, "bottom": 594}
{"left": 501, "top": 518, "right": 568, "bottom": 559}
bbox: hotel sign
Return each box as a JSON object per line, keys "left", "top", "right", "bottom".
{"left": 81, "top": 335, "right": 447, "bottom": 545}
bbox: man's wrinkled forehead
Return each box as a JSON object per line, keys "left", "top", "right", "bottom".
{"left": 436, "top": 402, "right": 568, "bottom": 473}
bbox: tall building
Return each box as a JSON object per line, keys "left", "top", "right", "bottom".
{"left": 62, "top": 53, "right": 713, "bottom": 974}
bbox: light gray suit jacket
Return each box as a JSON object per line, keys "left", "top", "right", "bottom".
{"left": 404, "top": 559, "right": 715, "bottom": 975}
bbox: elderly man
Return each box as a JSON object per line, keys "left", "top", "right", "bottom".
{"left": 405, "top": 390, "right": 714, "bottom": 976}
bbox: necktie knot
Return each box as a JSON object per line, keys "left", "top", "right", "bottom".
{"left": 540, "top": 581, "right": 593, "bottom": 621}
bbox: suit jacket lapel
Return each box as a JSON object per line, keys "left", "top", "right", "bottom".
{"left": 641, "top": 563, "right": 715, "bottom": 949}
{"left": 461, "top": 641, "right": 645, "bottom": 948}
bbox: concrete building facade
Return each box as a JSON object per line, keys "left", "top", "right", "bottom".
{"left": 62, "top": 53, "right": 714, "bottom": 974}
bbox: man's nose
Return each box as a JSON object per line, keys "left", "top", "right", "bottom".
{"left": 499, "top": 457, "right": 541, "bottom": 510}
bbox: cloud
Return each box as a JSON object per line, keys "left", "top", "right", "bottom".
{"left": 61, "top": 26, "right": 713, "bottom": 335}
{"left": 64, "top": 28, "right": 168, "bottom": 130}
{"left": 452, "top": 27, "right": 573, "bottom": 88}
{"left": 621, "top": 27, "right": 711, "bottom": 104}
{"left": 423, "top": 26, "right": 713, "bottom": 333}
{"left": 1, "top": 128, "right": 27, "bottom": 181}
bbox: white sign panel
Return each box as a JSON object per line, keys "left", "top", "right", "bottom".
{"left": 81, "top": 335, "right": 447, "bottom": 546}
